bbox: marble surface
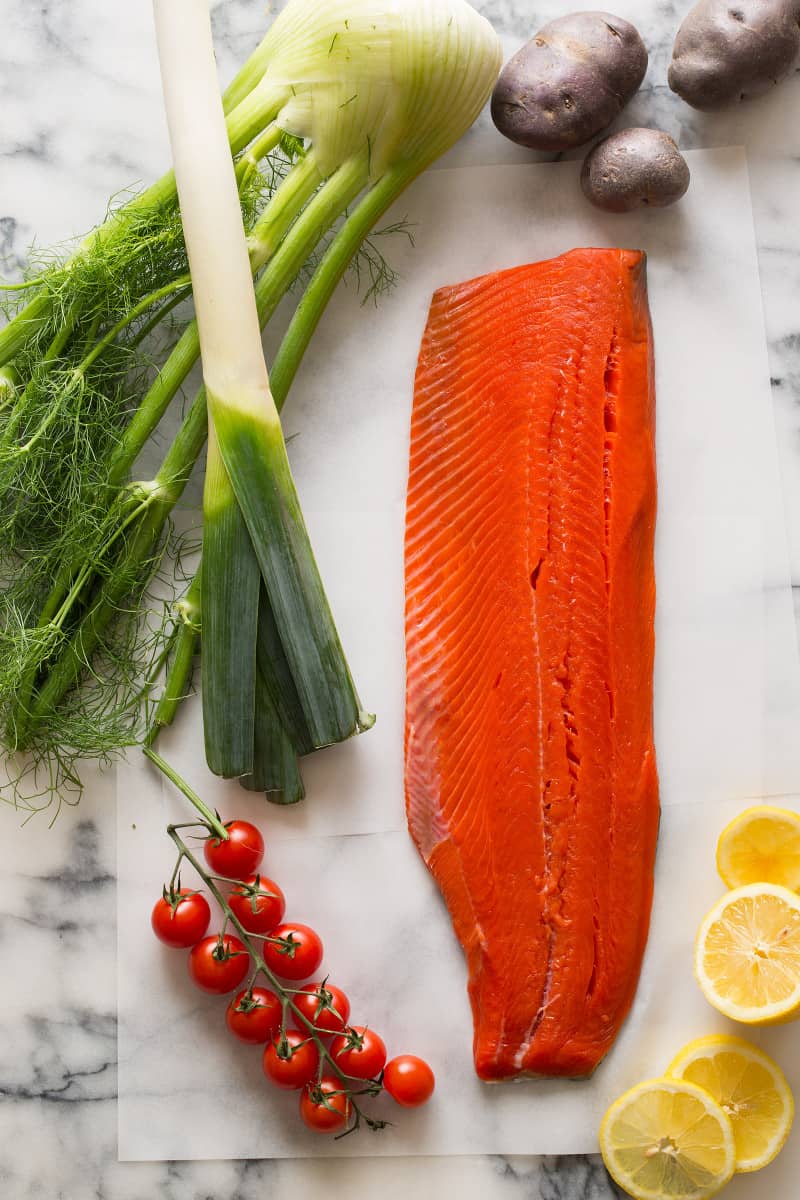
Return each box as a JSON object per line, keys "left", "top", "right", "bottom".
{"left": 1, "top": 1, "right": 800, "bottom": 1197}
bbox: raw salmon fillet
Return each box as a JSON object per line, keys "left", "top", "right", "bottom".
{"left": 404, "top": 248, "right": 658, "bottom": 1081}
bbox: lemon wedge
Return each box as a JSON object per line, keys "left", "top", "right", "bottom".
{"left": 599, "top": 1077, "right": 735, "bottom": 1200}
{"left": 694, "top": 883, "right": 800, "bottom": 1023}
{"left": 667, "top": 1034, "right": 794, "bottom": 1172}
{"left": 716, "top": 806, "right": 800, "bottom": 891}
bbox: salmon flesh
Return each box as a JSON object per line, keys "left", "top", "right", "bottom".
{"left": 404, "top": 248, "right": 658, "bottom": 1080}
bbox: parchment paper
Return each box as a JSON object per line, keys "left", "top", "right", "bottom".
{"left": 117, "top": 148, "right": 800, "bottom": 1159}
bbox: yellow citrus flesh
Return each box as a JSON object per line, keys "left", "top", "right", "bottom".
{"left": 667, "top": 1034, "right": 794, "bottom": 1172}
{"left": 599, "top": 1078, "right": 736, "bottom": 1200}
{"left": 716, "top": 806, "right": 800, "bottom": 891}
{"left": 694, "top": 883, "right": 800, "bottom": 1024}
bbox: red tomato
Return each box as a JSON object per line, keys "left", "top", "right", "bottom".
{"left": 299, "top": 1076, "right": 352, "bottom": 1134}
{"left": 330, "top": 1026, "right": 387, "bottom": 1079}
{"left": 263, "top": 923, "right": 323, "bottom": 981}
{"left": 188, "top": 934, "right": 250, "bottom": 994}
{"left": 228, "top": 874, "right": 286, "bottom": 934}
{"left": 382, "top": 1055, "right": 435, "bottom": 1107}
{"left": 262, "top": 1028, "right": 319, "bottom": 1089}
{"left": 151, "top": 888, "right": 210, "bottom": 948}
{"left": 204, "top": 821, "right": 264, "bottom": 879}
{"left": 293, "top": 981, "right": 350, "bottom": 1036}
{"left": 225, "top": 987, "right": 283, "bottom": 1045}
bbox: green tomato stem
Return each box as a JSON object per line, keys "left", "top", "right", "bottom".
{"left": 168, "top": 849, "right": 186, "bottom": 893}
{"left": 144, "top": 747, "right": 227, "bottom": 839}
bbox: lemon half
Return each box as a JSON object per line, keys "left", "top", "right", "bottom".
{"left": 599, "top": 1077, "right": 735, "bottom": 1200}
{"left": 668, "top": 1034, "right": 794, "bottom": 1172}
{"left": 716, "top": 806, "right": 800, "bottom": 891}
{"left": 694, "top": 882, "right": 800, "bottom": 1024}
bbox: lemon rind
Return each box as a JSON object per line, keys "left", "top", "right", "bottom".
{"left": 599, "top": 1077, "right": 736, "bottom": 1200}
{"left": 694, "top": 882, "right": 800, "bottom": 1024}
{"left": 666, "top": 1033, "right": 795, "bottom": 1173}
{"left": 716, "top": 805, "right": 800, "bottom": 891}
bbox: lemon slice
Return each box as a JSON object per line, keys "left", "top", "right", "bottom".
{"left": 694, "top": 883, "right": 800, "bottom": 1023}
{"left": 716, "top": 806, "right": 800, "bottom": 890}
{"left": 668, "top": 1034, "right": 794, "bottom": 1172}
{"left": 599, "top": 1077, "right": 735, "bottom": 1200}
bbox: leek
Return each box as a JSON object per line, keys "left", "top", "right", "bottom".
{"left": 154, "top": 0, "right": 501, "bottom": 790}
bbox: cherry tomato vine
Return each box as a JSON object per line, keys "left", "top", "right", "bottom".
{"left": 152, "top": 822, "right": 431, "bottom": 1138}
{"left": 146, "top": 746, "right": 434, "bottom": 1138}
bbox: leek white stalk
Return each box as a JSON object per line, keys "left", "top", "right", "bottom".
{"left": 153, "top": 1, "right": 271, "bottom": 417}
{"left": 152, "top": 0, "right": 500, "bottom": 787}
{"left": 153, "top": 0, "right": 267, "bottom": 775}
{"left": 154, "top": 0, "right": 371, "bottom": 765}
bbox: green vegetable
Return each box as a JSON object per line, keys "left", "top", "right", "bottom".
{"left": 155, "top": 0, "right": 374, "bottom": 782}
{"left": 0, "top": 0, "right": 501, "bottom": 811}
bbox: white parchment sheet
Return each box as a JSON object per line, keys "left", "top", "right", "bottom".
{"left": 118, "top": 149, "right": 800, "bottom": 1161}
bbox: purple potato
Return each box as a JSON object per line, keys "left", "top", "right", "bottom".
{"left": 580, "top": 128, "right": 691, "bottom": 212}
{"left": 669, "top": 0, "right": 800, "bottom": 110}
{"left": 491, "top": 11, "right": 648, "bottom": 152}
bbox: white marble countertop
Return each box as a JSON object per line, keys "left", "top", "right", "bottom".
{"left": 1, "top": 1, "right": 799, "bottom": 1197}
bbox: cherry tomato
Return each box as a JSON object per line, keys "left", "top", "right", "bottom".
{"left": 330, "top": 1026, "right": 387, "bottom": 1079}
{"left": 225, "top": 987, "right": 283, "bottom": 1045}
{"left": 293, "top": 981, "right": 350, "bottom": 1036}
{"left": 263, "top": 923, "right": 323, "bottom": 981}
{"left": 299, "top": 1076, "right": 352, "bottom": 1134}
{"left": 188, "top": 934, "right": 250, "bottom": 994}
{"left": 151, "top": 887, "right": 210, "bottom": 948}
{"left": 228, "top": 874, "right": 286, "bottom": 934}
{"left": 382, "top": 1055, "right": 435, "bottom": 1107}
{"left": 204, "top": 821, "right": 264, "bottom": 879}
{"left": 262, "top": 1028, "right": 319, "bottom": 1089}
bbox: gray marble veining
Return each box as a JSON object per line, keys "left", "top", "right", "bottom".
{"left": 1, "top": 0, "right": 799, "bottom": 1196}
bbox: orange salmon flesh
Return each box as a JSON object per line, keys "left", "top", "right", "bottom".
{"left": 404, "top": 248, "right": 658, "bottom": 1080}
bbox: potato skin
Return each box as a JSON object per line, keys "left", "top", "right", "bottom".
{"left": 580, "top": 128, "right": 691, "bottom": 212}
{"left": 668, "top": 0, "right": 800, "bottom": 110}
{"left": 491, "top": 12, "right": 648, "bottom": 152}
